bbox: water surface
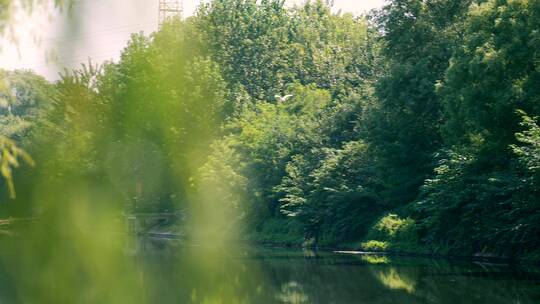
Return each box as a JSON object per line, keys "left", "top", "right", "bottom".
{"left": 1, "top": 237, "right": 539, "bottom": 303}
{"left": 126, "top": 238, "right": 540, "bottom": 303}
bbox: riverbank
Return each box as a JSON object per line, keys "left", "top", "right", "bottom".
{"left": 141, "top": 229, "right": 539, "bottom": 266}
{"left": 144, "top": 217, "right": 540, "bottom": 266}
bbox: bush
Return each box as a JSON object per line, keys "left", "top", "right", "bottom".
{"left": 361, "top": 214, "right": 419, "bottom": 252}
{"left": 361, "top": 240, "right": 389, "bottom": 252}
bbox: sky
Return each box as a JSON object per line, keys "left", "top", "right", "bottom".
{"left": 0, "top": 0, "right": 386, "bottom": 80}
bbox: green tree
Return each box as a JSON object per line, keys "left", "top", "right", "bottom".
{"left": 405, "top": 0, "right": 540, "bottom": 257}
{"left": 0, "top": 70, "right": 56, "bottom": 143}
{"left": 364, "top": 0, "right": 474, "bottom": 206}
{"left": 512, "top": 111, "right": 540, "bottom": 182}
{"left": 197, "top": 0, "right": 379, "bottom": 101}
{"left": 197, "top": 0, "right": 292, "bottom": 100}
{"left": 280, "top": 140, "right": 383, "bottom": 245}
{"left": 0, "top": 69, "right": 53, "bottom": 200}
{"left": 439, "top": 0, "right": 540, "bottom": 161}
{"left": 95, "top": 21, "right": 228, "bottom": 212}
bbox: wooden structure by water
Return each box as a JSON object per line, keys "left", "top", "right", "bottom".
{"left": 124, "top": 211, "right": 184, "bottom": 235}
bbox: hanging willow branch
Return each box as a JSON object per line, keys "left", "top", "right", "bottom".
{"left": 0, "top": 135, "right": 34, "bottom": 199}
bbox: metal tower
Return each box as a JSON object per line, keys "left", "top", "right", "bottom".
{"left": 158, "top": 0, "right": 182, "bottom": 29}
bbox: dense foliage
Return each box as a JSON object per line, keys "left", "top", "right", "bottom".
{"left": 1, "top": 0, "right": 539, "bottom": 260}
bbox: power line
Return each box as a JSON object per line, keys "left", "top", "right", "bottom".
{"left": 15, "top": 21, "right": 157, "bottom": 47}
{"left": 14, "top": 33, "right": 152, "bottom": 67}
{"left": 17, "top": 49, "right": 123, "bottom": 70}
{"left": 4, "top": 22, "right": 157, "bottom": 70}
{"left": 3, "top": 1, "right": 185, "bottom": 77}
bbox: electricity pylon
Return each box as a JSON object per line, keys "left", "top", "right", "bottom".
{"left": 158, "top": 0, "right": 182, "bottom": 29}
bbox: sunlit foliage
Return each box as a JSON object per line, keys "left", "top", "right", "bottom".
{"left": 0, "top": 0, "right": 71, "bottom": 37}
{"left": 0, "top": 135, "right": 33, "bottom": 198}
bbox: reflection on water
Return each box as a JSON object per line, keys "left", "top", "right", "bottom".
{"left": 276, "top": 281, "right": 309, "bottom": 304}
{"left": 1, "top": 237, "right": 540, "bottom": 303}
{"left": 373, "top": 267, "right": 416, "bottom": 294}
{"left": 361, "top": 255, "right": 390, "bottom": 265}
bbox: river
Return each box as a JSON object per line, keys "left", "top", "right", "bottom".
{"left": 0, "top": 237, "right": 539, "bottom": 303}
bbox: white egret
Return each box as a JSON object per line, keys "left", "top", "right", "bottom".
{"left": 274, "top": 94, "right": 293, "bottom": 102}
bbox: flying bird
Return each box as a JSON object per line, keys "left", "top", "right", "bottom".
{"left": 275, "top": 94, "right": 293, "bottom": 102}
